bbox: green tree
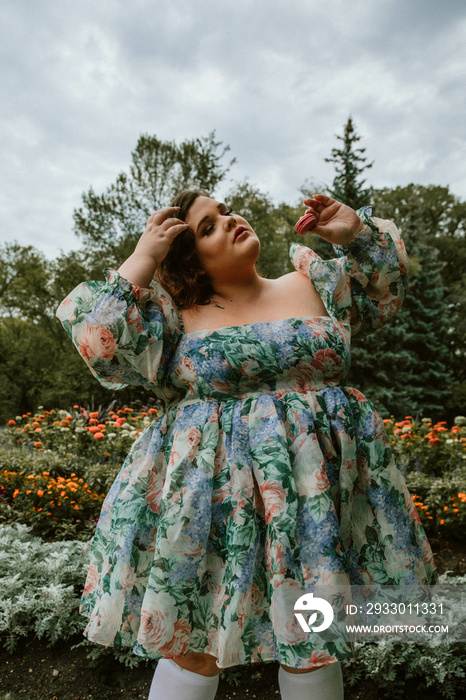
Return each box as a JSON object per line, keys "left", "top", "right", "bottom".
{"left": 73, "top": 132, "right": 235, "bottom": 273}
{"left": 325, "top": 117, "right": 373, "bottom": 210}
{"left": 0, "top": 244, "right": 54, "bottom": 323}
{"left": 370, "top": 185, "right": 465, "bottom": 418}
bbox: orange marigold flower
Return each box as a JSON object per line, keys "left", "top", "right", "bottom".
{"left": 33, "top": 441, "right": 43, "bottom": 448}
{"left": 394, "top": 428, "right": 402, "bottom": 435}
{"left": 429, "top": 438, "right": 441, "bottom": 446}
{"left": 94, "top": 432, "right": 105, "bottom": 440}
{"left": 12, "top": 488, "right": 20, "bottom": 498}
{"left": 73, "top": 505, "right": 80, "bottom": 510}
{"left": 26, "top": 490, "right": 32, "bottom": 495}
{"left": 31, "top": 421, "right": 40, "bottom": 429}
{"left": 453, "top": 509, "right": 459, "bottom": 513}
{"left": 148, "top": 408, "right": 158, "bottom": 414}
{"left": 37, "top": 490, "right": 44, "bottom": 497}
{"left": 73, "top": 404, "right": 79, "bottom": 408}
{"left": 88, "top": 426, "right": 100, "bottom": 433}
{"left": 440, "top": 519, "right": 445, "bottom": 525}
{"left": 443, "top": 506, "right": 448, "bottom": 511}
{"left": 7, "top": 419, "right": 16, "bottom": 426}
{"left": 35, "top": 427, "right": 42, "bottom": 433}
{"left": 89, "top": 411, "right": 99, "bottom": 418}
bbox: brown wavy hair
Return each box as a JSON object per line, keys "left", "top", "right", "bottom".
{"left": 155, "top": 189, "right": 215, "bottom": 309}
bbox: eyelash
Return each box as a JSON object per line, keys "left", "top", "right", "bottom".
{"left": 203, "top": 209, "right": 233, "bottom": 235}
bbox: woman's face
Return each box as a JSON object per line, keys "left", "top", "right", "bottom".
{"left": 185, "top": 196, "right": 260, "bottom": 281}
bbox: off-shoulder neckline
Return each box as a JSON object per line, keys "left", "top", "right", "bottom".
{"left": 180, "top": 315, "right": 337, "bottom": 338}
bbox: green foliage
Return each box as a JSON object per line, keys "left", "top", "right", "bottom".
{"left": 0, "top": 523, "right": 91, "bottom": 652}
{"left": 0, "top": 522, "right": 148, "bottom": 668}
{"left": 0, "top": 243, "right": 54, "bottom": 321}
{"left": 342, "top": 638, "right": 466, "bottom": 699}
{"left": 384, "top": 417, "right": 466, "bottom": 477}
{"left": 324, "top": 116, "right": 373, "bottom": 210}
{"left": 0, "top": 403, "right": 157, "bottom": 540}
{"left": 348, "top": 184, "right": 455, "bottom": 419}
{"left": 2, "top": 404, "right": 154, "bottom": 462}
{"left": 371, "top": 185, "right": 466, "bottom": 418}
{"left": 404, "top": 470, "right": 466, "bottom": 539}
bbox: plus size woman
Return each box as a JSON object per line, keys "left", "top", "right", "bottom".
{"left": 57, "top": 192, "right": 436, "bottom": 700}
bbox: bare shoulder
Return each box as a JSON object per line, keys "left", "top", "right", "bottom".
{"left": 273, "top": 271, "right": 314, "bottom": 291}
{"left": 271, "top": 271, "right": 327, "bottom": 316}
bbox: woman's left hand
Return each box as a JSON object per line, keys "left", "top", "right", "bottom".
{"left": 302, "top": 194, "right": 365, "bottom": 247}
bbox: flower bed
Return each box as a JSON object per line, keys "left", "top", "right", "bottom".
{"left": 1, "top": 408, "right": 465, "bottom": 542}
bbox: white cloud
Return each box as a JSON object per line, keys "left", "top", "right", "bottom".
{"left": 0, "top": 0, "right": 465, "bottom": 258}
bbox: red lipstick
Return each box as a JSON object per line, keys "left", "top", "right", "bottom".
{"left": 234, "top": 226, "right": 247, "bottom": 242}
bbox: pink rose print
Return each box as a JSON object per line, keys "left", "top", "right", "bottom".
{"left": 82, "top": 563, "right": 100, "bottom": 596}
{"left": 260, "top": 480, "right": 287, "bottom": 525}
{"left": 139, "top": 607, "right": 174, "bottom": 651}
{"left": 77, "top": 324, "right": 117, "bottom": 361}
{"left": 159, "top": 618, "right": 191, "bottom": 657}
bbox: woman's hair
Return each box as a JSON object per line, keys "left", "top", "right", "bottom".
{"left": 155, "top": 189, "right": 215, "bottom": 309}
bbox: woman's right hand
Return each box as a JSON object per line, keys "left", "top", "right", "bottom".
{"left": 117, "top": 207, "right": 189, "bottom": 288}
{"left": 134, "top": 207, "right": 189, "bottom": 264}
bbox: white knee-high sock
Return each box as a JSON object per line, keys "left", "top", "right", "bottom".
{"left": 278, "top": 662, "right": 344, "bottom": 700}
{"left": 148, "top": 658, "right": 219, "bottom": 700}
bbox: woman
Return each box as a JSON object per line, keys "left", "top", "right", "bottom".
{"left": 57, "top": 192, "right": 436, "bottom": 700}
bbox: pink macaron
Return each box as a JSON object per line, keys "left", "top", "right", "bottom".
{"left": 295, "top": 210, "right": 318, "bottom": 235}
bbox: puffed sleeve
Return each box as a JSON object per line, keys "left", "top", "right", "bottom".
{"left": 55, "top": 269, "right": 182, "bottom": 391}
{"left": 289, "top": 207, "right": 409, "bottom": 337}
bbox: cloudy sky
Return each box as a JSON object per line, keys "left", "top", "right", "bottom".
{"left": 1, "top": 0, "right": 465, "bottom": 258}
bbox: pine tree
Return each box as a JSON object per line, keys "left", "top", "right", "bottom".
{"left": 325, "top": 117, "right": 373, "bottom": 210}
{"left": 362, "top": 186, "right": 456, "bottom": 419}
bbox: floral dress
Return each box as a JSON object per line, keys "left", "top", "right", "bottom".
{"left": 56, "top": 208, "right": 437, "bottom": 670}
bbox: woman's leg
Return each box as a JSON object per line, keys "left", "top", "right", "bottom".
{"left": 147, "top": 653, "right": 220, "bottom": 700}
{"left": 278, "top": 662, "right": 344, "bottom": 700}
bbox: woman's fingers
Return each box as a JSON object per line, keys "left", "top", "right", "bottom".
{"left": 312, "top": 194, "right": 336, "bottom": 205}
{"left": 302, "top": 194, "right": 336, "bottom": 214}
{"left": 150, "top": 206, "right": 183, "bottom": 224}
